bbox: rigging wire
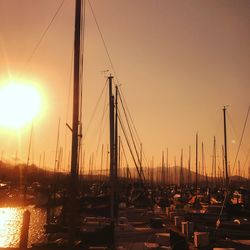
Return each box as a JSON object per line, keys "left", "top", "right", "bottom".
{"left": 26, "top": 123, "right": 34, "bottom": 167}
{"left": 227, "top": 111, "right": 240, "bottom": 141}
{"left": 214, "top": 110, "right": 223, "bottom": 138}
{"left": 96, "top": 82, "right": 109, "bottom": 143}
{"left": 242, "top": 145, "right": 250, "bottom": 173}
{"left": 230, "top": 105, "right": 250, "bottom": 176}
{"left": 87, "top": 0, "right": 120, "bottom": 85}
{"left": 95, "top": 86, "right": 109, "bottom": 152}
{"left": 118, "top": 91, "right": 141, "bottom": 163}
{"left": 19, "top": 0, "right": 65, "bottom": 76}
{"left": 82, "top": 80, "right": 108, "bottom": 142}
{"left": 228, "top": 110, "right": 249, "bottom": 160}
{"left": 94, "top": 104, "right": 109, "bottom": 168}
{"left": 117, "top": 110, "right": 144, "bottom": 183}
{"left": 118, "top": 87, "right": 151, "bottom": 170}
{"left": 87, "top": 0, "right": 152, "bottom": 178}
{"left": 216, "top": 104, "right": 250, "bottom": 229}
{"left": 118, "top": 88, "right": 147, "bottom": 181}
{"left": 120, "top": 138, "right": 132, "bottom": 180}
{"left": 79, "top": 0, "right": 86, "bottom": 124}
{"left": 118, "top": 86, "right": 152, "bottom": 181}
{"left": 118, "top": 87, "right": 141, "bottom": 146}
{"left": 64, "top": 46, "right": 74, "bottom": 170}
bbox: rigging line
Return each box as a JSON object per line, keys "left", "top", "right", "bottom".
{"left": 242, "top": 145, "right": 250, "bottom": 170}
{"left": 94, "top": 104, "right": 109, "bottom": 161}
{"left": 65, "top": 46, "right": 74, "bottom": 168}
{"left": 226, "top": 110, "right": 249, "bottom": 161}
{"left": 120, "top": 138, "right": 132, "bottom": 180}
{"left": 118, "top": 87, "right": 151, "bottom": 170}
{"left": 214, "top": 110, "right": 223, "bottom": 137}
{"left": 216, "top": 105, "right": 250, "bottom": 229}
{"left": 54, "top": 118, "right": 61, "bottom": 173}
{"left": 118, "top": 111, "right": 145, "bottom": 184}
{"left": 227, "top": 110, "right": 249, "bottom": 156}
{"left": 19, "top": 0, "right": 65, "bottom": 76}
{"left": 82, "top": 80, "right": 108, "bottom": 142}
{"left": 96, "top": 81, "right": 109, "bottom": 140}
{"left": 26, "top": 123, "right": 34, "bottom": 167}
{"left": 94, "top": 85, "right": 109, "bottom": 156}
{"left": 227, "top": 111, "right": 239, "bottom": 140}
{"left": 79, "top": 0, "right": 86, "bottom": 124}
{"left": 118, "top": 88, "right": 141, "bottom": 151}
{"left": 230, "top": 105, "right": 250, "bottom": 176}
{"left": 63, "top": 45, "right": 74, "bottom": 170}
{"left": 118, "top": 89, "right": 146, "bottom": 181}
{"left": 87, "top": 0, "right": 120, "bottom": 84}
{"left": 118, "top": 87, "right": 142, "bottom": 147}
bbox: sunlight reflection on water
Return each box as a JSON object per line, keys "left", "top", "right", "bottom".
{"left": 0, "top": 206, "right": 46, "bottom": 247}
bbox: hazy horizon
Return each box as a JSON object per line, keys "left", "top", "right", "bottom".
{"left": 0, "top": 0, "right": 249, "bottom": 177}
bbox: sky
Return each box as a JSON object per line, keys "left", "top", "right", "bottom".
{"left": 0, "top": 0, "right": 249, "bottom": 176}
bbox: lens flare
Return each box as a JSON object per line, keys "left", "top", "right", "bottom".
{"left": 0, "top": 81, "right": 41, "bottom": 128}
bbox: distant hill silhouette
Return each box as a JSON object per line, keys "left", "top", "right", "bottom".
{"left": 0, "top": 161, "right": 248, "bottom": 186}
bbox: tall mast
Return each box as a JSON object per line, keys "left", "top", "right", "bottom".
{"left": 166, "top": 148, "right": 169, "bottom": 185}
{"left": 196, "top": 133, "right": 198, "bottom": 197}
{"left": 213, "top": 136, "right": 217, "bottom": 185}
{"left": 238, "top": 160, "right": 241, "bottom": 180}
{"left": 151, "top": 156, "right": 154, "bottom": 185}
{"left": 114, "top": 85, "right": 118, "bottom": 217}
{"left": 202, "top": 142, "right": 204, "bottom": 183}
{"left": 114, "top": 85, "right": 118, "bottom": 184}
{"left": 174, "top": 156, "right": 177, "bottom": 185}
{"left": 223, "top": 106, "right": 229, "bottom": 187}
{"left": 100, "top": 144, "right": 104, "bottom": 182}
{"left": 118, "top": 136, "right": 121, "bottom": 178}
{"left": 108, "top": 75, "right": 115, "bottom": 230}
{"left": 248, "top": 165, "right": 250, "bottom": 181}
{"left": 180, "top": 149, "right": 184, "bottom": 186}
{"left": 140, "top": 143, "right": 143, "bottom": 175}
{"left": 161, "top": 151, "right": 165, "bottom": 185}
{"left": 70, "top": 0, "right": 82, "bottom": 188}
{"left": 69, "top": 0, "right": 82, "bottom": 246}
{"left": 222, "top": 145, "right": 225, "bottom": 186}
{"left": 188, "top": 145, "right": 191, "bottom": 186}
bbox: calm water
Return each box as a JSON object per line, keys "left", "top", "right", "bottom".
{"left": 0, "top": 206, "right": 46, "bottom": 247}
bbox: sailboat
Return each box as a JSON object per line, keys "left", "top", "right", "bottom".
{"left": 32, "top": 0, "right": 115, "bottom": 248}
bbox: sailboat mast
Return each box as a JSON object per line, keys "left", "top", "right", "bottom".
{"left": 188, "top": 145, "right": 191, "bottom": 186}
{"left": 174, "top": 156, "right": 177, "bottom": 185}
{"left": 114, "top": 85, "right": 118, "bottom": 185}
{"left": 70, "top": 0, "right": 82, "bottom": 185}
{"left": 213, "top": 136, "right": 217, "bottom": 185}
{"left": 161, "top": 151, "right": 165, "bottom": 185}
{"left": 196, "top": 133, "right": 198, "bottom": 197}
{"left": 223, "top": 106, "right": 229, "bottom": 186}
{"left": 166, "top": 148, "right": 169, "bottom": 185}
{"left": 108, "top": 75, "right": 115, "bottom": 222}
{"left": 202, "top": 142, "right": 204, "bottom": 183}
{"left": 180, "top": 149, "right": 184, "bottom": 186}
{"left": 69, "top": 0, "right": 82, "bottom": 246}
{"left": 100, "top": 144, "right": 104, "bottom": 181}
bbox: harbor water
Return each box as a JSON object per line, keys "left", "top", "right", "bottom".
{"left": 0, "top": 206, "right": 46, "bottom": 248}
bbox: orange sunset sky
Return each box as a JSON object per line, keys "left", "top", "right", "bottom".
{"left": 0, "top": 0, "right": 249, "bottom": 175}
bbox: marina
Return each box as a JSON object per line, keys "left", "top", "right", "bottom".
{"left": 0, "top": 0, "right": 249, "bottom": 249}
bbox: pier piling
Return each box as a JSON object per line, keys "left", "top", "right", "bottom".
{"left": 19, "top": 210, "right": 30, "bottom": 250}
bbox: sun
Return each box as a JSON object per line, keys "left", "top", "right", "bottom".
{"left": 0, "top": 80, "right": 41, "bottom": 128}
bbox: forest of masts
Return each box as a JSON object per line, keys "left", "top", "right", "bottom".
{"left": 2, "top": 80, "right": 249, "bottom": 188}
{"left": 75, "top": 143, "right": 250, "bottom": 187}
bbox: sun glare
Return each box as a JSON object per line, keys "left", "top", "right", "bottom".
{"left": 0, "top": 207, "right": 22, "bottom": 247}
{"left": 0, "top": 81, "right": 41, "bottom": 128}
